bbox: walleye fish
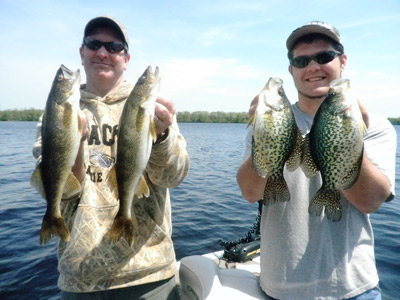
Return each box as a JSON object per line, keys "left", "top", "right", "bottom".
{"left": 30, "top": 65, "right": 82, "bottom": 245}
{"left": 249, "top": 77, "right": 302, "bottom": 205}
{"left": 109, "top": 66, "right": 159, "bottom": 245}
{"left": 301, "top": 79, "right": 366, "bottom": 222}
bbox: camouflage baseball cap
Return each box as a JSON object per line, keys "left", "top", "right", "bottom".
{"left": 286, "top": 21, "right": 343, "bottom": 51}
{"left": 84, "top": 16, "right": 129, "bottom": 49}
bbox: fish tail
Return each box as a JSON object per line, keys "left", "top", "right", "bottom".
{"left": 40, "top": 214, "right": 70, "bottom": 246}
{"left": 263, "top": 176, "right": 290, "bottom": 205}
{"left": 309, "top": 188, "right": 342, "bottom": 222}
{"left": 109, "top": 216, "right": 136, "bottom": 246}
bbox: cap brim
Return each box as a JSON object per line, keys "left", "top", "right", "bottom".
{"left": 286, "top": 25, "right": 342, "bottom": 50}
{"left": 84, "top": 16, "right": 128, "bottom": 47}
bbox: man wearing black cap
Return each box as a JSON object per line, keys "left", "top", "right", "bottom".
{"left": 32, "top": 16, "right": 189, "bottom": 299}
{"left": 237, "top": 21, "right": 396, "bottom": 299}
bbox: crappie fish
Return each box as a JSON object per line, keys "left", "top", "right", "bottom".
{"left": 249, "top": 77, "right": 302, "bottom": 205}
{"left": 30, "top": 65, "right": 82, "bottom": 245}
{"left": 301, "top": 79, "right": 366, "bottom": 222}
{"left": 109, "top": 66, "right": 159, "bottom": 245}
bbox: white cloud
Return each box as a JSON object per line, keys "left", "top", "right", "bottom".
{"left": 127, "top": 57, "right": 267, "bottom": 112}
{"left": 158, "top": 57, "right": 264, "bottom": 93}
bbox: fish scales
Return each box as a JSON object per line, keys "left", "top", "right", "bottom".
{"left": 302, "top": 78, "right": 366, "bottom": 221}
{"left": 30, "top": 65, "right": 82, "bottom": 245}
{"left": 250, "top": 77, "right": 302, "bottom": 205}
{"left": 109, "top": 66, "right": 159, "bottom": 245}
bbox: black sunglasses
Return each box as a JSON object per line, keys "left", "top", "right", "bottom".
{"left": 83, "top": 37, "right": 127, "bottom": 53}
{"left": 290, "top": 51, "right": 342, "bottom": 68}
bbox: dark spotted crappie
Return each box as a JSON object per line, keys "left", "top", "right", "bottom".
{"left": 249, "top": 77, "right": 302, "bottom": 205}
{"left": 301, "top": 79, "right": 366, "bottom": 221}
{"left": 30, "top": 65, "right": 83, "bottom": 245}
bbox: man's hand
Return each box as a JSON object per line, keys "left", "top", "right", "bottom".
{"left": 154, "top": 93, "right": 176, "bottom": 135}
{"left": 79, "top": 111, "right": 89, "bottom": 141}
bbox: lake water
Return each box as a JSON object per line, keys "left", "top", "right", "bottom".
{"left": 0, "top": 122, "right": 399, "bottom": 300}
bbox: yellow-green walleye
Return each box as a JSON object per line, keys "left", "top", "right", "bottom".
{"left": 109, "top": 66, "right": 159, "bottom": 245}
{"left": 30, "top": 65, "right": 82, "bottom": 245}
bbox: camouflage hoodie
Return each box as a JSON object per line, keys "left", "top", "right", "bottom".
{"left": 32, "top": 80, "right": 190, "bottom": 292}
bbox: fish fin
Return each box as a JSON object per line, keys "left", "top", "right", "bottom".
{"left": 107, "top": 165, "right": 119, "bottom": 196}
{"left": 61, "top": 173, "right": 82, "bottom": 199}
{"left": 286, "top": 129, "right": 303, "bottom": 172}
{"left": 300, "top": 134, "right": 319, "bottom": 178}
{"left": 109, "top": 215, "right": 137, "bottom": 246}
{"left": 135, "top": 175, "right": 150, "bottom": 199}
{"left": 341, "top": 148, "right": 363, "bottom": 190}
{"left": 251, "top": 136, "right": 268, "bottom": 178}
{"left": 309, "top": 188, "right": 342, "bottom": 222}
{"left": 246, "top": 113, "right": 257, "bottom": 129}
{"left": 136, "top": 106, "right": 146, "bottom": 132}
{"left": 360, "top": 118, "right": 368, "bottom": 136}
{"left": 30, "top": 165, "right": 46, "bottom": 198}
{"left": 149, "top": 118, "right": 157, "bottom": 143}
{"left": 263, "top": 176, "right": 290, "bottom": 205}
{"left": 40, "top": 213, "right": 70, "bottom": 246}
{"left": 77, "top": 111, "right": 82, "bottom": 135}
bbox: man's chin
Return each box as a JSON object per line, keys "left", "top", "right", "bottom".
{"left": 298, "top": 89, "right": 328, "bottom": 100}
{"left": 94, "top": 70, "right": 113, "bottom": 79}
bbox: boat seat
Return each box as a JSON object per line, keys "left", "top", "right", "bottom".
{"left": 178, "top": 255, "right": 269, "bottom": 300}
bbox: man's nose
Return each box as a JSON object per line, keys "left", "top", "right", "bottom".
{"left": 306, "top": 59, "right": 321, "bottom": 71}
{"left": 96, "top": 46, "right": 108, "bottom": 57}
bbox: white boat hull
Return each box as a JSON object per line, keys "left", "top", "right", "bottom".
{"left": 176, "top": 251, "right": 266, "bottom": 300}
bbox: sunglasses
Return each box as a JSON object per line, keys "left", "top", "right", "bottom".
{"left": 290, "top": 51, "right": 342, "bottom": 68}
{"left": 83, "top": 37, "right": 127, "bottom": 53}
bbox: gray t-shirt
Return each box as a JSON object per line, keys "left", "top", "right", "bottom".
{"left": 245, "top": 103, "right": 396, "bottom": 300}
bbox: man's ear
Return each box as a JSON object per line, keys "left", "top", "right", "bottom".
{"left": 79, "top": 46, "right": 84, "bottom": 65}
{"left": 288, "top": 64, "right": 293, "bottom": 75}
{"left": 340, "top": 53, "right": 348, "bottom": 72}
{"left": 123, "top": 53, "right": 131, "bottom": 71}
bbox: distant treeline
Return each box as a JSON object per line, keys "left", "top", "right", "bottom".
{"left": 0, "top": 109, "right": 249, "bottom": 123}
{"left": 0, "top": 109, "right": 43, "bottom": 121}
{"left": 2, "top": 109, "right": 399, "bottom": 125}
{"left": 177, "top": 111, "right": 248, "bottom": 123}
{"left": 388, "top": 118, "right": 400, "bottom": 125}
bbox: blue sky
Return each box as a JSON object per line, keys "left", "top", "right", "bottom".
{"left": 1, "top": 0, "right": 399, "bottom": 117}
